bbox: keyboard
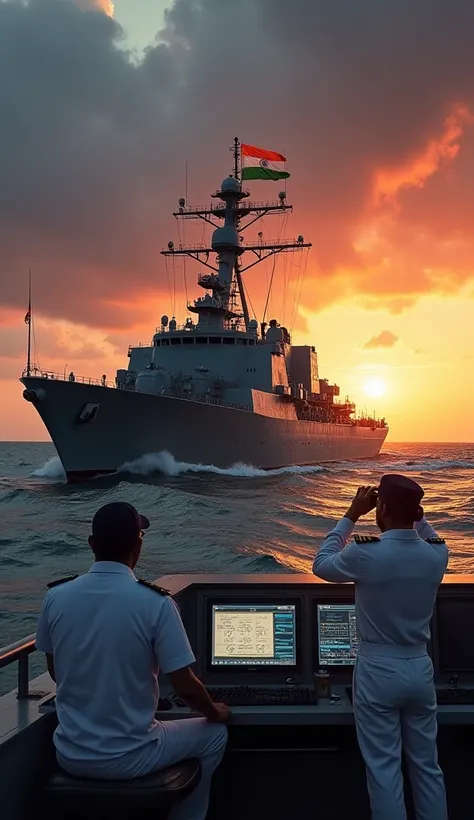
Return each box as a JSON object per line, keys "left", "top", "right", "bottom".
{"left": 206, "top": 686, "right": 319, "bottom": 706}
{"left": 346, "top": 686, "right": 474, "bottom": 707}
{"left": 436, "top": 688, "right": 474, "bottom": 705}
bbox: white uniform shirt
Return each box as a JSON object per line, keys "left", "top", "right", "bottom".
{"left": 313, "top": 517, "right": 448, "bottom": 648}
{"left": 35, "top": 562, "right": 195, "bottom": 762}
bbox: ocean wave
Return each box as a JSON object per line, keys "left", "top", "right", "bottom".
{"left": 117, "top": 451, "right": 325, "bottom": 479}
{"left": 329, "top": 459, "right": 474, "bottom": 474}
{"left": 0, "top": 488, "right": 26, "bottom": 505}
{"left": 31, "top": 456, "right": 66, "bottom": 480}
{"left": 244, "top": 553, "right": 292, "bottom": 571}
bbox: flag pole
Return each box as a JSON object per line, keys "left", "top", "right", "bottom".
{"left": 26, "top": 270, "right": 32, "bottom": 377}
{"left": 233, "top": 136, "right": 240, "bottom": 182}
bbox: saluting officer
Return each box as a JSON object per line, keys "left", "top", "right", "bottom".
{"left": 313, "top": 475, "right": 448, "bottom": 820}
{"left": 35, "top": 502, "right": 229, "bottom": 820}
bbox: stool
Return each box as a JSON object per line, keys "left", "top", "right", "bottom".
{"left": 44, "top": 758, "right": 201, "bottom": 819}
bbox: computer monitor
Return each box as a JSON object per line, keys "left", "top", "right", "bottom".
{"left": 211, "top": 603, "right": 297, "bottom": 667}
{"left": 436, "top": 597, "right": 474, "bottom": 672}
{"left": 317, "top": 603, "right": 359, "bottom": 666}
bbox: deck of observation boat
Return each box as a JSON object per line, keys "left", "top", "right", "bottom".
{"left": 2, "top": 571, "right": 474, "bottom": 818}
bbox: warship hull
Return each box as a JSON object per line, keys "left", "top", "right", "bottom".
{"left": 22, "top": 377, "right": 388, "bottom": 481}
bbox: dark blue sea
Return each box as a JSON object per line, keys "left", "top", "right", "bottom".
{"left": 1, "top": 441, "right": 473, "bottom": 691}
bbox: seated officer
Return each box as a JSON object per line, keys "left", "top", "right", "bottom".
{"left": 35, "top": 502, "right": 229, "bottom": 820}
{"left": 313, "top": 475, "right": 448, "bottom": 820}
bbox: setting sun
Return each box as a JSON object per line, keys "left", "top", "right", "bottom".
{"left": 363, "top": 376, "right": 387, "bottom": 399}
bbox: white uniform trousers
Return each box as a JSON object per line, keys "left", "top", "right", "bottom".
{"left": 353, "top": 648, "right": 447, "bottom": 820}
{"left": 58, "top": 717, "right": 228, "bottom": 820}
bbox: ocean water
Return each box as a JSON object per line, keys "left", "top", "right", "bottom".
{"left": 1, "top": 440, "right": 474, "bottom": 637}
{"left": 1, "top": 441, "right": 473, "bottom": 691}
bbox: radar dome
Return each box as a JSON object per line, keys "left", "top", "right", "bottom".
{"left": 212, "top": 225, "right": 240, "bottom": 250}
{"left": 161, "top": 315, "right": 169, "bottom": 327}
{"left": 221, "top": 176, "right": 240, "bottom": 194}
{"left": 169, "top": 318, "right": 177, "bottom": 331}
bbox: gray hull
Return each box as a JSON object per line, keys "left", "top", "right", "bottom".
{"left": 22, "top": 378, "right": 388, "bottom": 481}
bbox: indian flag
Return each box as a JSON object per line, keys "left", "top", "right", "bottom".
{"left": 241, "top": 143, "right": 290, "bottom": 181}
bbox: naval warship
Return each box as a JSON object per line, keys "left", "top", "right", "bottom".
{"left": 21, "top": 139, "right": 388, "bottom": 482}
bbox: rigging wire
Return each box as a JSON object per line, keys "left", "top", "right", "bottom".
{"left": 279, "top": 251, "right": 289, "bottom": 325}
{"left": 290, "top": 252, "right": 305, "bottom": 333}
{"left": 171, "top": 255, "right": 177, "bottom": 317}
{"left": 164, "top": 255, "right": 174, "bottom": 316}
{"left": 262, "top": 254, "right": 277, "bottom": 324}
{"left": 32, "top": 317, "right": 40, "bottom": 373}
{"left": 242, "top": 276, "right": 257, "bottom": 322}
{"left": 260, "top": 209, "right": 289, "bottom": 324}
{"left": 180, "top": 211, "right": 189, "bottom": 312}
{"left": 290, "top": 248, "right": 309, "bottom": 334}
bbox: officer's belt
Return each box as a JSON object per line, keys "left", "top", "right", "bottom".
{"left": 358, "top": 641, "right": 428, "bottom": 659}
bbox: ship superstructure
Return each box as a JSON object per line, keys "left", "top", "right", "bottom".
{"left": 21, "top": 139, "right": 387, "bottom": 481}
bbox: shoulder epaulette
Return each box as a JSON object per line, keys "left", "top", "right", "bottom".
{"left": 354, "top": 534, "right": 380, "bottom": 544}
{"left": 426, "top": 537, "right": 446, "bottom": 544}
{"left": 138, "top": 579, "right": 170, "bottom": 596}
{"left": 47, "top": 574, "right": 79, "bottom": 589}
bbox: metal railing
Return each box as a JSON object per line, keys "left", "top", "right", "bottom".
{"left": 0, "top": 634, "right": 37, "bottom": 699}
{"left": 22, "top": 370, "right": 116, "bottom": 388}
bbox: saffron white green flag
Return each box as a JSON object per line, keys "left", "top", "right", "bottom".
{"left": 241, "top": 143, "right": 290, "bottom": 181}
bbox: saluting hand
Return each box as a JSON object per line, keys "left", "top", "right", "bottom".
{"left": 208, "top": 702, "right": 231, "bottom": 723}
{"left": 345, "top": 486, "right": 378, "bottom": 523}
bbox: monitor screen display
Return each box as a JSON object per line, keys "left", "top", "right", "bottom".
{"left": 317, "top": 603, "right": 359, "bottom": 666}
{"left": 211, "top": 603, "right": 297, "bottom": 666}
{"left": 437, "top": 598, "right": 474, "bottom": 672}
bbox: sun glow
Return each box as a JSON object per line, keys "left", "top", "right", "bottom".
{"left": 363, "top": 376, "right": 387, "bottom": 399}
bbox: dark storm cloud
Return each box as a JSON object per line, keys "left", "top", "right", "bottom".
{"left": 1, "top": 0, "right": 474, "bottom": 330}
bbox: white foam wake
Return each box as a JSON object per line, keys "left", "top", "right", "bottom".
{"left": 118, "top": 451, "right": 325, "bottom": 478}
{"left": 32, "top": 456, "right": 66, "bottom": 480}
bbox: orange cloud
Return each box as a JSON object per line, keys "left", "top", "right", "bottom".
{"left": 363, "top": 330, "right": 399, "bottom": 350}
{"left": 373, "top": 106, "right": 473, "bottom": 205}
{"left": 75, "top": 0, "right": 114, "bottom": 15}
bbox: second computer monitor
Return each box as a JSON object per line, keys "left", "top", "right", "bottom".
{"left": 318, "top": 603, "right": 359, "bottom": 666}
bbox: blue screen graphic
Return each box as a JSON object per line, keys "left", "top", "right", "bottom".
{"left": 318, "top": 604, "right": 359, "bottom": 666}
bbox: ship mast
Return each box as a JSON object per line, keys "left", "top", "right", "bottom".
{"left": 161, "top": 138, "right": 311, "bottom": 333}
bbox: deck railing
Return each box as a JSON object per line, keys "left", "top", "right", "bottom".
{"left": 22, "top": 370, "right": 116, "bottom": 388}
{"left": 0, "top": 634, "right": 37, "bottom": 698}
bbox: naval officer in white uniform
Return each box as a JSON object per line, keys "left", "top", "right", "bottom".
{"left": 313, "top": 475, "right": 448, "bottom": 820}
{"left": 35, "top": 502, "right": 229, "bottom": 820}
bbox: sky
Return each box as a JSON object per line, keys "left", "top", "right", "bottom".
{"left": 1, "top": 0, "right": 474, "bottom": 443}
